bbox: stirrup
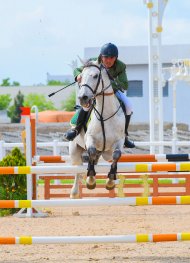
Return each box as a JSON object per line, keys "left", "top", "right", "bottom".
{"left": 64, "top": 129, "right": 78, "bottom": 141}
{"left": 124, "top": 137, "right": 135, "bottom": 148}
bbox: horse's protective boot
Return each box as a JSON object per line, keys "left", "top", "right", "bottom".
{"left": 124, "top": 114, "right": 135, "bottom": 148}
{"left": 64, "top": 108, "right": 88, "bottom": 141}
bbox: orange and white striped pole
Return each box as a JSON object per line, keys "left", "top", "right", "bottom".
{"left": 1, "top": 196, "right": 190, "bottom": 208}
{"left": 1, "top": 233, "right": 190, "bottom": 244}
{"left": 1, "top": 162, "right": 190, "bottom": 174}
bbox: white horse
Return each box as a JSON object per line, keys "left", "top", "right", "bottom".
{"left": 69, "top": 61, "right": 125, "bottom": 198}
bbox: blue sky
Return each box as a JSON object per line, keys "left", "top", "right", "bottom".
{"left": 0, "top": 0, "right": 190, "bottom": 85}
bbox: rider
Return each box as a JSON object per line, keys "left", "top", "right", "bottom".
{"left": 64, "top": 42, "right": 135, "bottom": 148}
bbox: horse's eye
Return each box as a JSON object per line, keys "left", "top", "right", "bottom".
{"left": 93, "top": 74, "right": 98, "bottom": 79}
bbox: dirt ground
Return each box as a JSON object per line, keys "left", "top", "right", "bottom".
{"left": 1, "top": 186, "right": 190, "bottom": 263}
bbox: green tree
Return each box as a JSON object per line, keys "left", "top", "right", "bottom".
{"left": 0, "top": 78, "right": 20, "bottom": 86}
{"left": 8, "top": 91, "right": 24, "bottom": 123}
{"left": 0, "top": 94, "right": 12, "bottom": 110}
{"left": 12, "top": 81, "right": 20, "bottom": 86}
{"left": 1, "top": 78, "right": 11, "bottom": 86}
{"left": 60, "top": 91, "right": 76, "bottom": 111}
{"left": 24, "top": 93, "right": 56, "bottom": 111}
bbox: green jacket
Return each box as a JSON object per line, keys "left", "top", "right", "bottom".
{"left": 73, "top": 58, "right": 128, "bottom": 91}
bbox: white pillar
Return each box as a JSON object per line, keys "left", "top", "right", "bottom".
{"left": 0, "top": 140, "right": 5, "bottom": 160}
{"left": 144, "top": 0, "right": 168, "bottom": 153}
{"left": 171, "top": 80, "right": 177, "bottom": 153}
{"left": 25, "top": 116, "right": 33, "bottom": 217}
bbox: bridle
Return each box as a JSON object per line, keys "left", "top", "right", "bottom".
{"left": 79, "top": 63, "right": 121, "bottom": 151}
{"left": 79, "top": 64, "right": 114, "bottom": 97}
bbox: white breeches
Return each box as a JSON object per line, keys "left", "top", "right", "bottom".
{"left": 81, "top": 90, "right": 133, "bottom": 115}
{"left": 115, "top": 90, "right": 133, "bottom": 115}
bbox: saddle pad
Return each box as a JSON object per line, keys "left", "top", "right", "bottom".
{"left": 70, "top": 110, "right": 91, "bottom": 128}
{"left": 70, "top": 111, "right": 79, "bottom": 126}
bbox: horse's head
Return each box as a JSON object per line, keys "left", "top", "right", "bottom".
{"left": 78, "top": 61, "right": 111, "bottom": 107}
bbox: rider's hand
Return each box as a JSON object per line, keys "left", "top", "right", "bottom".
{"left": 77, "top": 74, "right": 82, "bottom": 83}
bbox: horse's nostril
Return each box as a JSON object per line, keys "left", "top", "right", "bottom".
{"left": 82, "top": 96, "right": 88, "bottom": 101}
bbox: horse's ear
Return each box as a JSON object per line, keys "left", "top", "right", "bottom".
{"left": 68, "top": 59, "right": 78, "bottom": 70}
{"left": 77, "top": 55, "right": 87, "bottom": 65}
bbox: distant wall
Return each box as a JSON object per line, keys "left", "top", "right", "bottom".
{"left": 0, "top": 80, "right": 189, "bottom": 127}
{"left": 0, "top": 85, "right": 77, "bottom": 109}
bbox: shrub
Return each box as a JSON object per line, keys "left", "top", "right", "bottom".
{"left": 24, "top": 93, "right": 57, "bottom": 111}
{"left": 0, "top": 148, "right": 26, "bottom": 216}
{"left": 0, "top": 94, "right": 12, "bottom": 110}
{"left": 60, "top": 91, "right": 76, "bottom": 111}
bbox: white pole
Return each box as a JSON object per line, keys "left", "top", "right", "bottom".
{"left": 25, "top": 116, "right": 33, "bottom": 217}
{"left": 172, "top": 80, "right": 178, "bottom": 153}
{"left": 10, "top": 233, "right": 190, "bottom": 244}
{"left": 157, "top": 26, "right": 164, "bottom": 153}
{"left": 31, "top": 105, "right": 38, "bottom": 123}
{"left": 10, "top": 196, "right": 190, "bottom": 208}
{"left": 147, "top": 1, "right": 155, "bottom": 153}
{"left": 156, "top": 0, "right": 169, "bottom": 153}
{"left": 53, "top": 139, "right": 60, "bottom": 185}
{"left": 0, "top": 140, "right": 5, "bottom": 160}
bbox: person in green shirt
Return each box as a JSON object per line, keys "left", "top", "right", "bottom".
{"left": 64, "top": 43, "right": 135, "bottom": 148}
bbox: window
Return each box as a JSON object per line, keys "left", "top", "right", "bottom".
{"left": 163, "top": 81, "right": 169, "bottom": 97}
{"left": 127, "top": 80, "right": 143, "bottom": 97}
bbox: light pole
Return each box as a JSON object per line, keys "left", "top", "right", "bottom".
{"left": 144, "top": 0, "right": 168, "bottom": 153}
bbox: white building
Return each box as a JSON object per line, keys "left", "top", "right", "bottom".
{"left": 47, "top": 72, "right": 74, "bottom": 83}
{"left": 84, "top": 44, "right": 190, "bottom": 127}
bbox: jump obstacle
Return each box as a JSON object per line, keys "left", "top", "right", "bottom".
{"left": 2, "top": 109, "right": 190, "bottom": 244}
{"left": 1, "top": 233, "right": 190, "bottom": 244}
{"left": 1, "top": 162, "right": 190, "bottom": 174}
{"left": 39, "top": 173, "right": 190, "bottom": 199}
{"left": 2, "top": 111, "right": 190, "bottom": 205}
{"left": 34, "top": 153, "right": 190, "bottom": 199}
{"left": 18, "top": 112, "right": 190, "bottom": 202}
{"left": 1, "top": 195, "right": 190, "bottom": 208}
{"left": 34, "top": 153, "right": 190, "bottom": 163}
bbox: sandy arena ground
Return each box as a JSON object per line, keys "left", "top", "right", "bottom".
{"left": 1, "top": 186, "right": 190, "bottom": 263}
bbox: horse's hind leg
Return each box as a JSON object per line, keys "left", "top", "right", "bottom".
{"left": 106, "top": 149, "right": 121, "bottom": 190}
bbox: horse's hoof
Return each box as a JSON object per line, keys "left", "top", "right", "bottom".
{"left": 86, "top": 176, "right": 96, "bottom": 190}
{"left": 86, "top": 182, "right": 96, "bottom": 190}
{"left": 105, "top": 179, "right": 115, "bottom": 190}
{"left": 70, "top": 192, "right": 80, "bottom": 199}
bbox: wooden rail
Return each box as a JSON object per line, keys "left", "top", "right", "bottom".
{"left": 39, "top": 173, "right": 190, "bottom": 199}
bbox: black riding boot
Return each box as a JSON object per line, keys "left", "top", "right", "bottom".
{"left": 64, "top": 108, "right": 88, "bottom": 141}
{"left": 124, "top": 114, "right": 135, "bottom": 148}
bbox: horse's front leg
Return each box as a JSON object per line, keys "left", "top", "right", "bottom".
{"left": 85, "top": 135, "right": 98, "bottom": 189}
{"left": 69, "top": 141, "right": 83, "bottom": 199}
{"left": 86, "top": 146, "right": 97, "bottom": 189}
{"left": 106, "top": 148, "right": 122, "bottom": 190}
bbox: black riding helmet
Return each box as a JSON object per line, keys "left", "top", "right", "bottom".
{"left": 100, "top": 43, "right": 118, "bottom": 57}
